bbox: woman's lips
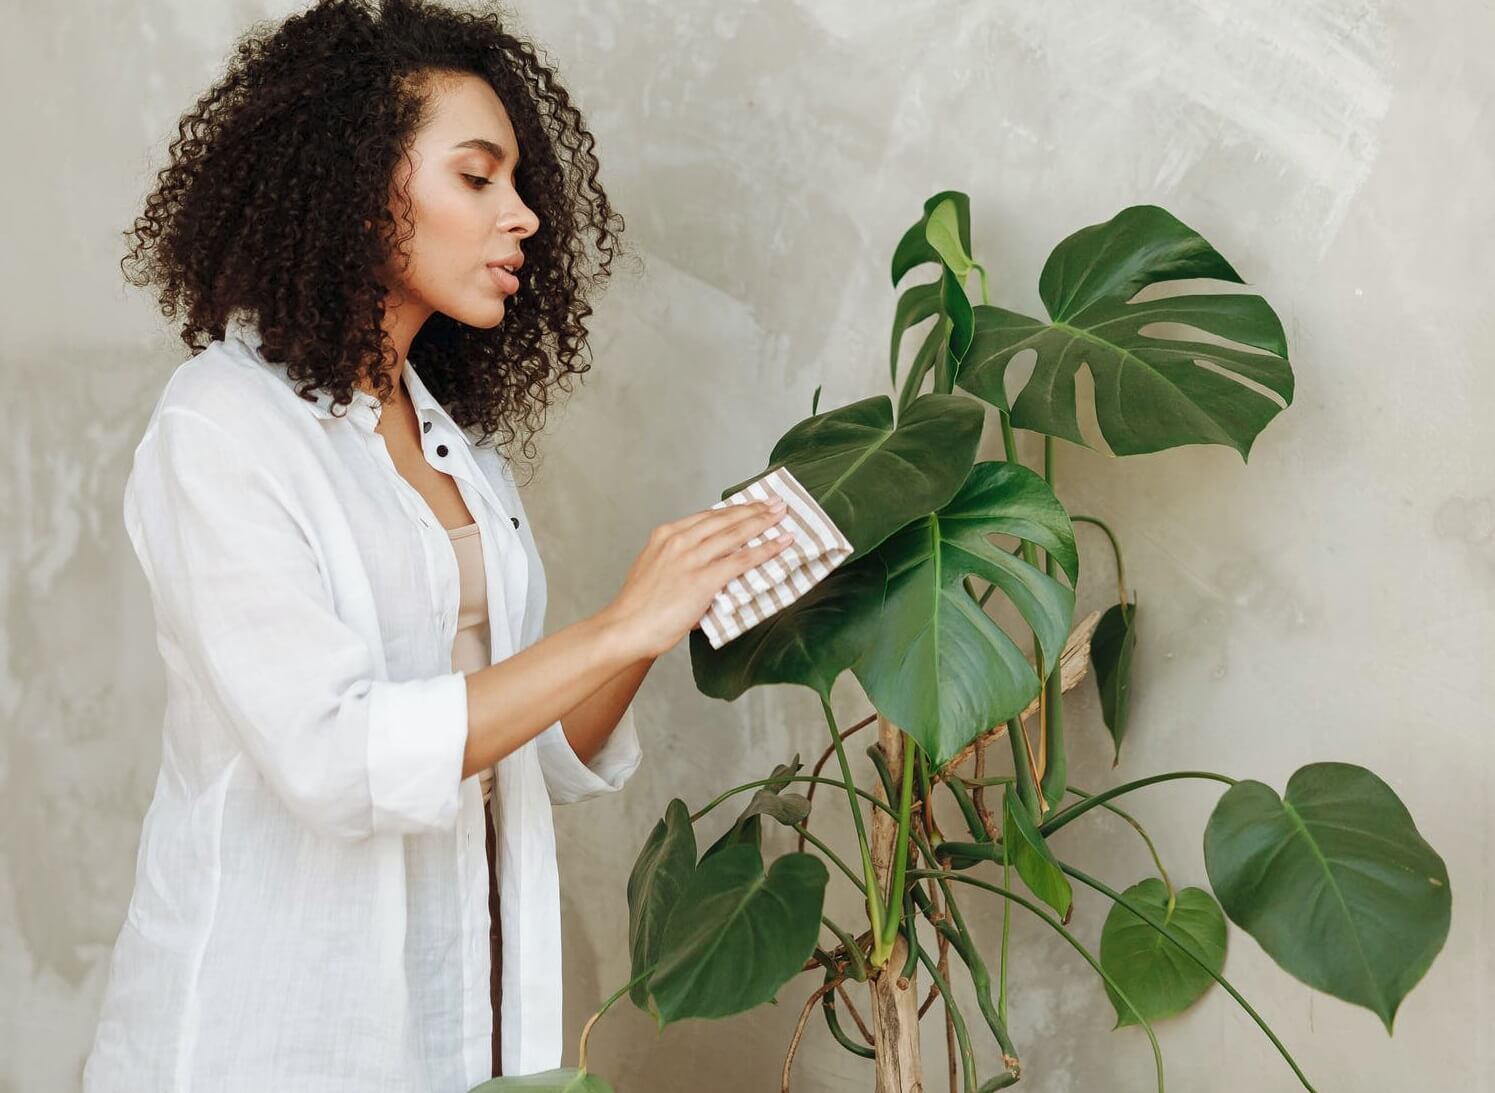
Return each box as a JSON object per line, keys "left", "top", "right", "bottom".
{"left": 487, "top": 265, "right": 520, "bottom": 294}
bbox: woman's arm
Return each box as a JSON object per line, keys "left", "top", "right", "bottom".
{"left": 459, "top": 609, "right": 647, "bottom": 780}
{"left": 557, "top": 654, "right": 654, "bottom": 766}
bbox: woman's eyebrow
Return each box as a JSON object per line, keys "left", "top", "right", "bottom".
{"left": 452, "top": 138, "right": 520, "bottom": 167}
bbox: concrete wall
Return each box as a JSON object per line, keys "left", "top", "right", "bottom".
{"left": 3, "top": 0, "right": 1488, "bottom": 1089}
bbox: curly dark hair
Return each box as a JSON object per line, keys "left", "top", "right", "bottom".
{"left": 120, "top": 0, "right": 630, "bottom": 484}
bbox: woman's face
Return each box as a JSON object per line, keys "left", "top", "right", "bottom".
{"left": 379, "top": 72, "right": 540, "bottom": 335}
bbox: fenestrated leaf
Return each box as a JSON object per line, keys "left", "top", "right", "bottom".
{"left": 850, "top": 460, "right": 1078, "bottom": 768}
{"left": 719, "top": 392, "right": 985, "bottom": 564}
{"left": 649, "top": 845, "right": 829, "bottom": 1026}
{"left": 702, "top": 756, "right": 811, "bottom": 863}
{"left": 1091, "top": 598, "right": 1137, "bottom": 763}
{"left": 469, "top": 1068, "right": 613, "bottom": 1092}
{"left": 955, "top": 204, "right": 1293, "bottom": 460}
{"left": 626, "top": 799, "right": 696, "bottom": 1010}
{"left": 1003, "top": 786, "right": 1072, "bottom": 919}
{"left": 891, "top": 189, "right": 972, "bottom": 288}
{"left": 1203, "top": 763, "right": 1451, "bottom": 1031}
{"left": 1099, "top": 879, "right": 1226, "bottom": 1027}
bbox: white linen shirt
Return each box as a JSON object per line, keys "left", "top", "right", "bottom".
{"left": 83, "top": 315, "right": 644, "bottom": 1092}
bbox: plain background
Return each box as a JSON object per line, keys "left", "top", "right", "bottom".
{"left": 2, "top": 0, "right": 1489, "bottom": 1089}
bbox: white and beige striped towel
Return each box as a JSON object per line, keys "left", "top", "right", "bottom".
{"left": 699, "top": 466, "right": 854, "bottom": 649}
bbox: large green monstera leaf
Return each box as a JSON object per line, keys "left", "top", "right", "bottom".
{"left": 1204, "top": 763, "right": 1451, "bottom": 1031}
{"left": 852, "top": 460, "right": 1077, "bottom": 768}
{"left": 718, "top": 392, "right": 984, "bottom": 561}
{"left": 955, "top": 204, "right": 1293, "bottom": 459}
{"left": 693, "top": 392, "right": 982, "bottom": 700}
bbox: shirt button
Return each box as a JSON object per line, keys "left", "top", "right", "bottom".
{"left": 436, "top": 444, "right": 448, "bottom": 457}
{"left": 510, "top": 517, "right": 519, "bottom": 528}
{"left": 423, "top": 420, "right": 432, "bottom": 433}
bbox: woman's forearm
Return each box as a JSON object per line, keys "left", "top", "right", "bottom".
{"left": 558, "top": 652, "right": 655, "bottom": 765}
{"left": 460, "top": 608, "right": 643, "bottom": 779}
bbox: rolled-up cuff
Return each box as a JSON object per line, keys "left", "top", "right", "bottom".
{"left": 538, "top": 702, "right": 644, "bottom": 805}
{"left": 367, "top": 669, "right": 470, "bottom": 834}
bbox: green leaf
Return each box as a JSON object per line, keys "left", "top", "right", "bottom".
{"left": 1091, "top": 599, "right": 1137, "bottom": 762}
{"left": 1002, "top": 786, "right": 1072, "bottom": 919}
{"left": 688, "top": 550, "right": 888, "bottom": 703}
{"left": 1099, "top": 879, "right": 1226, "bottom": 1027}
{"left": 468, "top": 1068, "right": 613, "bottom": 1092}
{"left": 1203, "top": 763, "right": 1451, "bottom": 1031}
{"left": 896, "top": 318, "right": 946, "bottom": 420}
{"left": 934, "top": 264, "right": 975, "bottom": 392}
{"left": 625, "top": 799, "right": 696, "bottom": 1010}
{"left": 925, "top": 196, "right": 974, "bottom": 279}
{"left": 850, "top": 461, "right": 1078, "bottom": 768}
{"left": 720, "top": 392, "right": 985, "bottom": 563}
{"left": 955, "top": 204, "right": 1293, "bottom": 459}
{"left": 891, "top": 189, "right": 972, "bottom": 288}
{"left": 889, "top": 279, "right": 942, "bottom": 387}
{"left": 649, "top": 845, "right": 829, "bottom": 1026}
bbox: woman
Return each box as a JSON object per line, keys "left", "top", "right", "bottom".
{"left": 84, "top": 1, "right": 795, "bottom": 1090}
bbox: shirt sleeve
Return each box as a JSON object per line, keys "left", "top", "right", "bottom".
{"left": 536, "top": 700, "right": 644, "bottom": 805}
{"left": 124, "top": 405, "right": 469, "bottom": 841}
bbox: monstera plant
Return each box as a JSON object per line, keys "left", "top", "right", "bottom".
{"left": 472, "top": 198, "right": 1451, "bottom": 1093}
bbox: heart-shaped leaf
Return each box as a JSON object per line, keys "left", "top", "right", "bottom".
{"left": 626, "top": 799, "right": 697, "bottom": 1010}
{"left": 1003, "top": 786, "right": 1072, "bottom": 919}
{"left": 851, "top": 460, "right": 1077, "bottom": 768}
{"left": 1091, "top": 599, "right": 1138, "bottom": 763}
{"left": 1099, "top": 879, "right": 1226, "bottom": 1027}
{"left": 649, "top": 845, "right": 829, "bottom": 1026}
{"left": 719, "top": 392, "right": 984, "bottom": 563}
{"left": 468, "top": 1068, "right": 613, "bottom": 1092}
{"left": 1203, "top": 763, "right": 1451, "bottom": 1031}
{"left": 955, "top": 204, "right": 1293, "bottom": 459}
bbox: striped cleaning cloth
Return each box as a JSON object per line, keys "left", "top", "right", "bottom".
{"left": 699, "top": 465, "right": 854, "bottom": 649}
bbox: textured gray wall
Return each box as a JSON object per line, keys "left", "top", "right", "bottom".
{"left": 3, "top": 1, "right": 1489, "bottom": 1090}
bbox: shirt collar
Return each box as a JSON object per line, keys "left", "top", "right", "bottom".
{"left": 225, "top": 309, "right": 464, "bottom": 438}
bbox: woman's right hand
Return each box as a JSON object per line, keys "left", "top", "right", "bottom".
{"left": 603, "top": 497, "right": 796, "bottom": 660}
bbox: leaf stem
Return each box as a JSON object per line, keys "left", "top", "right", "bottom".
{"left": 820, "top": 696, "right": 886, "bottom": 949}
{"left": 1039, "top": 771, "right": 1237, "bottom": 836}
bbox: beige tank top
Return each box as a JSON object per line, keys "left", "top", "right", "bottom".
{"left": 447, "top": 520, "right": 494, "bottom": 803}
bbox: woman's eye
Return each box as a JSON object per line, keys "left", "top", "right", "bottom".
{"left": 462, "top": 174, "right": 492, "bottom": 189}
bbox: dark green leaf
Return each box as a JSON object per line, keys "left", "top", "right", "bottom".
{"left": 889, "top": 279, "right": 942, "bottom": 387}
{"left": 1002, "top": 786, "right": 1072, "bottom": 919}
{"left": 850, "top": 461, "right": 1077, "bottom": 767}
{"left": 1099, "top": 879, "right": 1226, "bottom": 1027}
{"left": 721, "top": 392, "right": 985, "bottom": 563}
{"left": 650, "top": 845, "right": 829, "bottom": 1026}
{"left": 955, "top": 204, "right": 1293, "bottom": 459}
{"left": 1091, "top": 599, "right": 1137, "bottom": 763}
{"left": 1204, "top": 763, "right": 1451, "bottom": 1031}
{"left": 625, "top": 799, "right": 696, "bottom": 1010}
